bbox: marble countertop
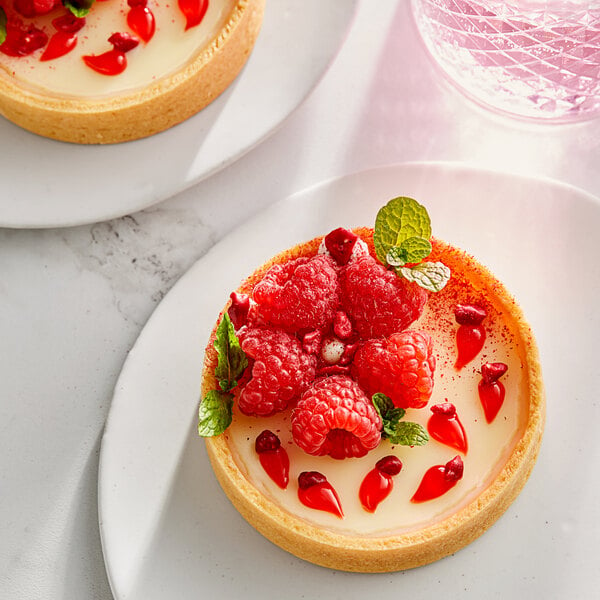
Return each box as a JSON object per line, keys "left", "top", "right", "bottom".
{"left": 1, "top": 1, "right": 599, "bottom": 598}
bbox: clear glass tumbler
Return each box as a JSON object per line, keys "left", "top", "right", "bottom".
{"left": 411, "top": 0, "right": 600, "bottom": 121}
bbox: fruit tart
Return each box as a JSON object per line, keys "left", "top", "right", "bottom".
{"left": 0, "top": 0, "right": 265, "bottom": 143}
{"left": 199, "top": 197, "right": 545, "bottom": 572}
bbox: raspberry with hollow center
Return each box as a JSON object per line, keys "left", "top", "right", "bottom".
{"left": 237, "top": 327, "right": 316, "bottom": 417}
{"left": 252, "top": 254, "right": 340, "bottom": 333}
{"left": 352, "top": 330, "right": 435, "bottom": 409}
{"left": 340, "top": 255, "right": 427, "bottom": 340}
{"left": 291, "top": 375, "right": 382, "bottom": 459}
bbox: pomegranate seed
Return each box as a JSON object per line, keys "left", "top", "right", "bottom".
{"left": 298, "top": 471, "right": 327, "bottom": 489}
{"left": 454, "top": 303, "right": 487, "bottom": 326}
{"left": 480, "top": 362, "right": 508, "bottom": 384}
{"left": 375, "top": 455, "right": 403, "bottom": 476}
{"left": 109, "top": 32, "right": 139, "bottom": 53}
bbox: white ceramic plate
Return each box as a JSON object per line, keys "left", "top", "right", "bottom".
{"left": 0, "top": 1, "right": 358, "bottom": 229}
{"left": 99, "top": 163, "right": 600, "bottom": 599}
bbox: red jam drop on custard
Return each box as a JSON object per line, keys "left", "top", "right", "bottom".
{"left": 178, "top": 0, "right": 208, "bottom": 31}
{"left": 2, "top": 0, "right": 210, "bottom": 67}
{"left": 0, "top": 19, "right": 48, "bottom": 57}
{"left": 359, "top": 455, "right": 402, "bottom": 513}
{"left": 255, "top": 430, "right": 289, "bottom": 490}
{"left": 454, "top": 304, "right": 487, "bottom": 369}
{"left": 427, "top": 402, "right": 468, "bottom": 454}
{"left": 83, "top": 32, "right": 139, "bottom": 76}
{"left": 127, "top": 0, "right": 156, "bottom": 43}
{"left": 411, "top": 455, "right": 464, "bottom": 503}
{"left": 478, "top": 362, "right": 508, "bottom": 423}
{"left": 40, "top": 14, "right": 86, "bottom": 62}
{"left": 298, "top": 471, "right": 343, "bottom": 518}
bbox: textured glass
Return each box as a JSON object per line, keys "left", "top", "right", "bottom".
{"left": 412, "top": 0, "right": 600, "bottom": 121}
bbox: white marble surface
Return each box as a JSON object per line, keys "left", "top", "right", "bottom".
{"left": 1, "top": 1, "right": 599, "bottom": 599}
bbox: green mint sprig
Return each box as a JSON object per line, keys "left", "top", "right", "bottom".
{"left": 372, "top": 393, "right": 429, "bottom": 447}
{"left": 198, "top": 313, "right": 248, "bottom": 437}
{"left": 214, "top": 312, "right": 247, "bottom": 393}
{"left": 198, "top": 390, "right": 234, "bottom": 437}
{"left": 0, "top": 8, "right": 7, "bottom": 46}
{"left": 374, "top": 197, "right": 450, "bottom": 293}
{"left": 398, "top": 262, "right": 451, "bottom": 293}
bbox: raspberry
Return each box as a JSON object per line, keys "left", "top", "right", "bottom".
{"left": 352, "top": 330, "right": 435, "bottom": 409}
{"left": 340, "top": 255, "right": 427, "bottom": 339}
{"left": 291, "top": 375, "right": 382, "bottom": 459}
{"left": 237, "top": 327, "right": 316, "bottom": 417}
{"left": 252, "top": 255, "right": 340, "bottom": 333}
{"left": 13, "top": 0, "right": 57, "bottom": 17}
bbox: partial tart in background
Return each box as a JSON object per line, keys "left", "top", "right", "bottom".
{"left": 0, "top": 0, "right": 265, "bottom": 143}
{"left": 199, "top": 197, "right": 545, "bottom": 572}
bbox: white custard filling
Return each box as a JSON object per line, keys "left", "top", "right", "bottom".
{"left": 0, "top": 0, "right": 237, "bottom": 98}
{"left": 223, "top": 299, "right": 527, "bottom": 537}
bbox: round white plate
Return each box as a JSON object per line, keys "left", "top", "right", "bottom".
{"left": 0, "top": 1, "right": 358, "bottom": 229}
{"left": 99, "top": 163, "right": 600, "bottom": 599}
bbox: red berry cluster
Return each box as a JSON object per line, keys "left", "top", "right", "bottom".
{"left": 228, "top": 228, "right": 436, "bottom": 460}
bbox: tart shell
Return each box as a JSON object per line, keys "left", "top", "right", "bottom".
{"left": 0, "top": 0, "right": 265, "bottom": 144}
{"left": 202, "top": 228, "right": 545, "bottom": 572}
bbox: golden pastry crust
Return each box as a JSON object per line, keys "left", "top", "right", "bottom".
{"left": 0, "top": 0, "right": 265, "bottom": 143}
{"left": 202, "top": 228, "right": 545, "bottom": 572}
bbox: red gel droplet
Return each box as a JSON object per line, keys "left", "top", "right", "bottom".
{"left": 411, "top": 455, "right": 464, "bottom": 503}
{"left": 127, "top": 6, "right": 156, "bottom": 43}
{"left": 178, "top": 0, "right": 208, "bottom": 30}
{"left": 478, "top": 380, "right": 505, "bottom": 423}
{"left": 478, "top": 362, "right": 508, "bottom": 423}
{"left": 359, "top": 456, "right": 402, "bottom": 513}
{"left": 83, "top": 34, "right": 139, "bottom": 76}
{"left": 298, "top": 471, "right": 343, "bottom": 518}
{"left": 359, "top": 469, "right": 392, "bottom": 513}
{"left": 255, "top": 430, "right": 289, "bottom": 490}
{"left": 40, "top": 31, "right": 77, "bottom": 61}
{"left": 455, "top": 324, "right": 486, "bottom": 369}
{"left": 83, "top": 49, "right": 127, "bottom": 75}
{"left": 427, "top": 403, "right": 468, "bottom": 454}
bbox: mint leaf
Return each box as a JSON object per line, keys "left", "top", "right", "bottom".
{"left": 386, "top": 237, "right": 432, "bottom": 267}
{"left": 400, "top": 236, "right": 432, "bottom": 264}
{"left": 198, "top": 390, "right": 233, "bottom": 437}
{"left": 386, "top": 246, "right": 408, "bottom": 267}
{"left": 372, "top": 392, "right": 396, "bottom": 418}
{"left": 372, "top": 393, "right": 406, "bottom": 435}
{"left": 63, "top": 0, "right": 94, "bottom": 17}
{"left": 398, "top": 261, "right": 451, "bottom": 292}
{"left": 374, "top": 197, "right": 432, "bottom": 264}
{"left": 372, "top": 392, "right": 428, "bottom": 446}
{"left": 214, "top": 312, "right": 247, "bottom": 393}
{"left": 385, "top": 421, "right": 429, "bottom": 446}
{"left": 0, "top": 8, "right": 7, "bottom": 46}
